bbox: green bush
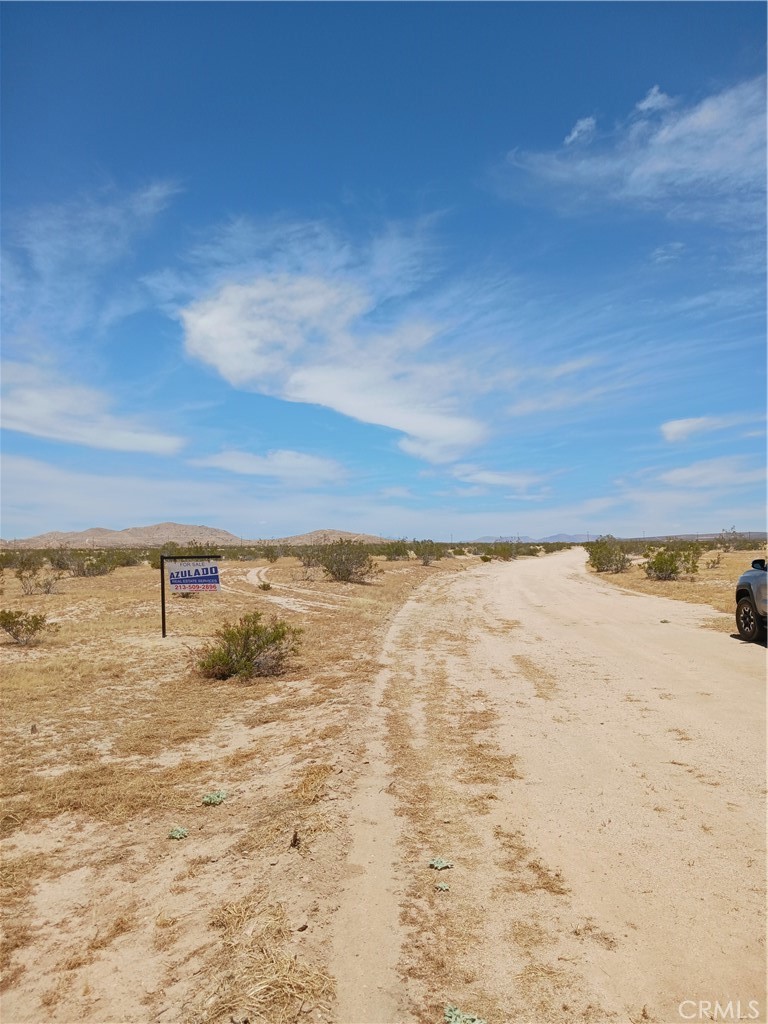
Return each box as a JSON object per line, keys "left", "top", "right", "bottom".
{"left": 317, "top": 540, "right": 377, "bottom": 583}
{"left": 491, "top": 543, "right": 518, "bottom": 562}
{"left": 0, "top": 610, "right": 59, "bottom": 646}
{"left": 587, "top": 536, "right": 631, "bottom": 574}
{"left": 380, "top": 540, "right": 410, "bottom": 561}
{"left": 480, "top": 554, "right": 493, "bottom": 562}
{"left": 297, "top": 545, "right": 323, "bottom": 568}
{"left": 67, "top": 553, "right": 116, "bottom": 577}
{"left": 197, "top": 611, "right": 301, "bottom": 680}
{"left": 416, "top": 542, "right": 442, "bottom": 566}
{"left": 644, "top": 545, "right": 700, "bottom": 581}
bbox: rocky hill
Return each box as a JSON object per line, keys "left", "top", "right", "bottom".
{"left": 1, "top": 523, "right": 385, "bottom": 549}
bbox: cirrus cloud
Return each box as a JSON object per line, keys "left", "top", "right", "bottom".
{"left": 189, "top": 448, "right": 345, "bottom": 485}
{"left": 179, "top": 225, "right": 488, "bottom": 464}
{"left": 1, "top": 362, "right": 184, "bottom": 455}
{"left": 504, "top": 77, "right": 766, "bottom": 224}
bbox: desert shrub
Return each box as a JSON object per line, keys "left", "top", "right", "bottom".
{"left": 48, "top": 547, "right": 75, "bottom": 571}
{"left": 261, "top": 546, "right": 280, "bottom": 564}
{"left": 16, "top": 566, "right": 42, "bottom": 595}
{"left": 258, "top": 582, "right": 272, "bottom": 591}
{"left": 317, "top": 540, "right": 376, "bottom": 583}
{"left": 587, "top": 536, "right": 631, "bottom": 574}
{"left": 715, "top": 526, "right": 761, "bottom": 551}
{"left": 0, "top": 610, "right": 59, "bottom": 646}
{"left": 297, "top": 545, "right": 323, "bottom": 568}
{"left": 451, "top": 547, "right": 466, "bottom": 556}
{"left": 108, "top": 548, "right": 142, "bottom": 567}
{"left": 197, "top": 612, "right": 301, "bottom": 680}
{"left": 67, "top": 553, "right": 116, "bottom": 577}
{"left": 6, "top": 550, "right": 44, "bottom": 573}
{"left": 492, "top": 543, "right": 518, "bottom": 562}
{"left": 14, "top": 558, "right": 62, "bottom": 594}
{"left": 381, "top": 540, "right": 410, "bottom": 561}
{"left": 480, "top": 554, "right": 493, "bottom": 563}
{"left": 35, "top": 570, "right": 63, "bottom": 594}
{"left": 415, "top": 542, "right": 442, "bottom": 566}
{"left": 644, "top": 545, "right": 700, "bottom": 581}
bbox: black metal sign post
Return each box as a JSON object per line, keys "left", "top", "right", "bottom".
{"left": 160, "top": 554, "right": 222, "bottom": 638}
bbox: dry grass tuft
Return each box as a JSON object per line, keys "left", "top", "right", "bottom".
{"left": 0, "top": 852, "right": 48, "bottom": 905}
{"left": 291, "top": 763, "right": 335, "bottom": 804}
{"left": 189, "top": 897, "right": 333, "bottom": 1024}
{"left": 1, "top": 921, "right": 33, "bottom": 989}
{"left": 88, "top": 909, "right": 138, "bottom": 950}
{"left": 1, "top": 758, "right": 212, "bottom": 835}
{"left": 494, "top": 827, "right": 570, "bottom": 895}
{"left": 515, "top": 655, "right": 558, "bottom": 700}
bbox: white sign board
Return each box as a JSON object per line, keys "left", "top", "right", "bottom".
{"left": 167, "top": 559, "right": 221, "bottom": 593}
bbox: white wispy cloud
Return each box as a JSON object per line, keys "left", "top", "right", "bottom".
{"left": 452, "top": 463, "right": 544, "bottom": 491}
{"left": 657, "top": 456, "right": 765, "bottom": 489}
{"left": 1, "top": 362, "right": 184, "bottom": 454}
{"left": 635, "top": 85, "right": 674, "bottom": 114}
{"left": 505, "top": 77, "right": 766, "bottom": 222}
{"left": 189, "top": 448, "right": 345, "bottom": 485}
{"left": 2, "top": 181, "right": 178, "bottom": 339}
{"left": 564, "top": 116, "right": 596, "bottom": 146}
{"left": 507, "top": 385, "right": 615, "bottom": 417}
{"left": 660, "top": 415, "right": 759, "bottom": 442}
{"left": 651, "top": 242, "right": 685, "bottom": 264}
{"left": 179, "top": 222, "right": 487, "bottom": 463}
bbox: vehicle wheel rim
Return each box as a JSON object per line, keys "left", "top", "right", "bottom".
{"left": 738, "top": 605, "right": 755, "bottom": 634}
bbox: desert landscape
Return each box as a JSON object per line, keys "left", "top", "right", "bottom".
{"left": 1, "top": 534, "right": 765, "bottom": 1024}
{"left": 4, "top": 5, "right": 765, "bottom": 1022}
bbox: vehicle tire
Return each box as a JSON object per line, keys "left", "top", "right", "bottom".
{"left": 736, "top": 596, "right": 766, "bottom": 642}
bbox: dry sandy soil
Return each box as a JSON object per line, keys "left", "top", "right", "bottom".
{"left": 1, "top": 548, "right": 765, "bottom": 1024}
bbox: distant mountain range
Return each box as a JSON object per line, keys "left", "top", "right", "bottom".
{"left": 3, "top": 523, "right": 764, "bottom": 550}
{"left": 0, "top": 523, "right": 385, "bottom": 549}
{"left": 473, "top": 534, "right": 591, "bottom": 544}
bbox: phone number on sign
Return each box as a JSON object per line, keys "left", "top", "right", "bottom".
{"left": 171, "top": 584, "right": 219, "bottom": 592}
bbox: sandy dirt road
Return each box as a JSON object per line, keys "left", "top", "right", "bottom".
{"left": 330, "top": 548, "right": 766, "bottom": 1024}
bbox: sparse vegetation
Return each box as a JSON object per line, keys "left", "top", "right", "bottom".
{"left": 197, "top": 611, "right": 302, "bottom": 680}
{"left": 316, "top": 539, "right": 377, "bottom": 583}
{"left": 15, "top": 564, "right": 63, "bottom": 595}
{"left": 415, "top": 541, "right": 443, "bottom": 566}
{"left": 586, "top": 535, "right": 631, "bottom": 574}
{"left": 644, "top": 545, "right": 700, "bottom": 581}
{"left": 0, "top": 610, "right": 59, "bottom": 646}
{"left": 380, "top": 540, "right": 410, "bottom": 561}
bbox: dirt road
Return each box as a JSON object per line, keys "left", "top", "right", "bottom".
{"left": 330, "top": 548, "right": 766, "bottom": 1024}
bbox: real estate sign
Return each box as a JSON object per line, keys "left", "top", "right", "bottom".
{"left": 167, "top": 559, "right": 221, "bottom": 593}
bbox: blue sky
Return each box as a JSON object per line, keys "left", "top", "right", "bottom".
{"left": 2, "top": 2, "right": 765, "bottom": 541}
